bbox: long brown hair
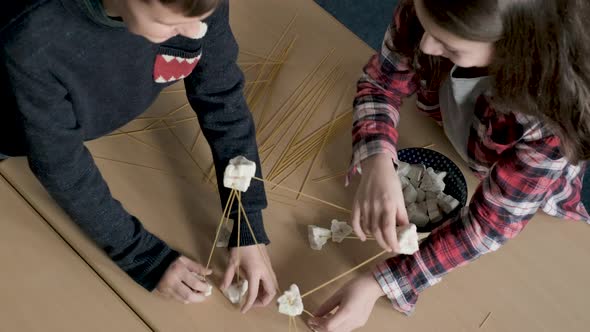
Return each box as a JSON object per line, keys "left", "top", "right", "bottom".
{"left": 150, "top": 0, "right": 219, "bottom": 17}
{"left": 391, "top": 0, "right": 590, "bottom": 164}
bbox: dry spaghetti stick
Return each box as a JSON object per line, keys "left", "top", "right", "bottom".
{"left": 296, "top": 82, "right": 343, "bottom": 200}
{"left": 121, "top": 132, "right": 188, "bottom": 164}
{"left": 236, "top": 192, "right": 242, "bottom": 283}
{"left": 240, "top": 50, "right": 281, "bottom": 62}
{"left": 246, "top": 14, "right": 297, "bottom": 103}
{"left": 312, "top": 170, "right": 348, "bottom": 183}
{"left": 93, "top": 155, "right": 188, "bottom": 178}
{"left": 267, "top": 67, "right": 339, "bottom": 179}
{"left": 142, "top": 103, "right": 191, "bottom": 131}
{"left": 171, "top": 116, "right": 197, "bottom": 125}
{"left": 251, "top": 176, "right": 350, "bottom": 213}
{"left": 206, "top": 189, "right": 237, "bottom": 269}
{"left": 292, "top": 109, "right": 352, "bottom": 148}
{"left": 300, "top": 250, "right": 389, "bottom": 299}
{"left": 253, "top": 36, "right": 298, "bottom": 125}
{"left": 238, "top": 61, "right": 283, "bottom": 66}
{"left": 257, "top": 49, "right": 335, "bottom": 136}
{"left": 163, "top": 120, "right": 210, "bottom": 181}
{"left": 102, "top": 125, "right": 175, "bottom": 138}
{"left": 190, "top": 130, "right": 202, "bottom": 153}
{"left": 159, "top": 88, "right": 185, "bottom": 94}
{"left": 303, "top": 309, "right": 315, "bottom": 318}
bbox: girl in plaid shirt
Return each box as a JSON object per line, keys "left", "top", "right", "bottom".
{"left": 309, "top": 0, "right": 590, "bottom": 331}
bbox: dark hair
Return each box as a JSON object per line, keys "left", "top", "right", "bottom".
{"left": 152, "top": 0, "right": 219, "bottom": 17}
{"left": 391, "top": 0, "right": 590, "bottom": 164}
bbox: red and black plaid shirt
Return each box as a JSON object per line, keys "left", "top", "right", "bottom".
{"left": 349, "top": 2, "right": 590, "bottom": 314}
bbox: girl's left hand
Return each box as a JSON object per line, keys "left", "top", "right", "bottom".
{"left": 307, "top": 272, "right": 385, "bottom": 332}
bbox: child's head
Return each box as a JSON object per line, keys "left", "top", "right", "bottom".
{"left": 396, "top": 0, "right": 590, "bottom": 163}
{"left": 107, "top": 0, "right": 218, "bottom": 43}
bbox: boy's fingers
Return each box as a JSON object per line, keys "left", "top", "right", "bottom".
{"left": 181, "top": 270, "right": 210, "bottom": 293}
{"left": 241, "top": 276, "right": 260, "bottom": 313}
{"left": 220, "top": 263, "right": 236, "bottom": 290}
{"left": 173, "top": 282, "right": 205, "bottom": 304}
{"left": 258, "top": 276, "right": 276, "bottom": 306}
{"left": 179, "top": 256, "right": 212, "bottom": 276}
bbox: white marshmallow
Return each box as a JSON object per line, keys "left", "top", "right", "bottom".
{"left": 396, "top": 224, "right": 419, "bottom": 255}
{"left": 277, "top": 284, "right": 304, "bottom": 317}
{"left": 426, "top": 199, "right": 442, "bottom": 223}
{"left": 331, "top": 220, "right": 353, "bottom": 243}
{"left": 438, "top": 193, "right": 460, "bottom": 214}
{"left": 407, "top": 164, "right": 425, "bottom": 188}
{"left": 416, "top": 188, "right": 426, "bottom": 202}
{"left": 223, "top": 156, "right": 256, "bottom": 192}
{"left": 223, "top": 280, "right": 248, "bottom": 304}
{"left": 419, "top": 167, "right": 446, "bottom": 193}
{"left": 397, "top": 161, "right": 411, "bottom": 177}
{"left": 204, "top": 284, "right": 213, "bottom": 297}
{"left": 400, "top": 176, "right": 410, "bottom": 189}
{"left": 216, "top": 219, "right": 233, "bottom": 248}
{"left": 408, "top": 202, "right": 429, "bottom": 227}
{"left": 308, "top": 225, "right": 332, "bottom": 250}
{"left": 403, "top": 184, "right": 418, "bottom": 205}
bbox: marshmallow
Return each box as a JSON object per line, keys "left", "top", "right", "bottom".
{"left": 400, "top": 176, "right": 410, "bottom": 189}
{"left": 223, "top": 156, "right": 256, "bottom": 192}
{"left": 407, "top": 164, "right": 425, "bottom": 188}
{"left": 331, "top": 220, "right": 353, "bottom": 243}
{"left": 426, "top": 199, "right": 442, "bottom": 223}
{"left": 403, "top": 184, "right": 418, "bottom": 205}
{"left": 416, "top": 188, "right": 426, "bottom": 202}
{"left": 396, "top": 224, "right": 419, "bottom": 255}
{"left": 397, "top": 161, "right": 411, "bottom": 177}
{"left": 308, "top": 225, "right": 332, "bottom": 250}
{"left": 438, "top": 193, "right": 460, "bottom": 214}
{"left": 277, "top": 284, "right": 304, "bottom": 317}
{"left": 216, "top": 219, "right": 233, "bottom": 248}
{"left": 204, "top": 284, "right": 213, "bottom": 297}
{"left": 223, "top": 280, "right": 248, "bottom": 304}
{"left": 408, "top": 202, "right": 429, "bottom": 228}
{"left": 419, "top": 167, "right": 446, "bottom": 193}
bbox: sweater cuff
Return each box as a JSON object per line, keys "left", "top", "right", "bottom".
{"left": 372, "top": 258, "right": 418, "bottom": 315}
{"left": 130, "top": 247, "right": 180, "bottom": 291}
{"left": 228, "top": 210, "right": 269, "bottom": 247}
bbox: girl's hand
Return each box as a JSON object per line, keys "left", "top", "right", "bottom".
{"left": 221, "top": 244, "right": 278, "bottom": 313}
{"left": 307, "top": 272, "right": 385, "bottom": 332}
{"left": 154, "top": 255, "right": 213, "bottom": 304}
{"left": 351, "top": 153, "right": 410, "bottom": 252}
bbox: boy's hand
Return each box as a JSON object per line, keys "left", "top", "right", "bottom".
{"left": 351, "top": 153, "right": 410, "bottom": 252}
{"left": 221, "top": 244, "right": 277, "bottom": 313}
{"left": 154, "top": 255, "right": 212, "bottom": 304}
{"left": 307, "top": 272, "right": 385, "bottom": 332}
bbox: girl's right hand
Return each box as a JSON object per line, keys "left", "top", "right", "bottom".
{"left": 351, "top": 153, "right": 409, "bottom": 252}
{"left": 154, "top": 255, "right": 213, "bottom": 304}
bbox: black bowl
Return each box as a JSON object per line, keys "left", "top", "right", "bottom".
{"left": 398, "top": 148, "right": 468, "bottom": 232}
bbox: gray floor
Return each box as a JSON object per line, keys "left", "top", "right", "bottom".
{"left": 314, "top": 0, "right": 398, "bottom": 50}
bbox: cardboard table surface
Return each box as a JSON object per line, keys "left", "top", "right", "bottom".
{"left": 0, "top": 175, "right": 150, "bottom": 332}
{"left": 1, "top": 0, "right": 589, "bottom": 331}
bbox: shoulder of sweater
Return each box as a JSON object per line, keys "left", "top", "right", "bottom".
{"left": 1, "top": 0, "right": 76, "bottom": 64}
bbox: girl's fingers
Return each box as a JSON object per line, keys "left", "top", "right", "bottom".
{"left": 351, "top": 200, "right": 366, "bottom": 240}
{"left": 380, "top": 209, "right": 399, "bottom": 252}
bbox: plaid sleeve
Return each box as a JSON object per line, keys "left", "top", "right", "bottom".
{"left": 372, "top": 134, "right": 567, "bottom": 314}
{"left": 348, "top": 4, "right": 419, "bottom": 182}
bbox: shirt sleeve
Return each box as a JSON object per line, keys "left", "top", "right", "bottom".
{"left": 372, "top": 128, "right": 567, "bottom": 314}
{"left": 349, "top": 4, "right": 420, "bottom": 181}
{"left": 2, "top": 50, "right": 179, "bottom": 291}
{"left": 184, "top": 0, "right": 269, "bottom": 247}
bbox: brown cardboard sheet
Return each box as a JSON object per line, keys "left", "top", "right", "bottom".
{"left": 1, "top": 0, "right": 589, "bottom": 331}
{"left": 0, "top": 176, "right": 150, "bottom": 332}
